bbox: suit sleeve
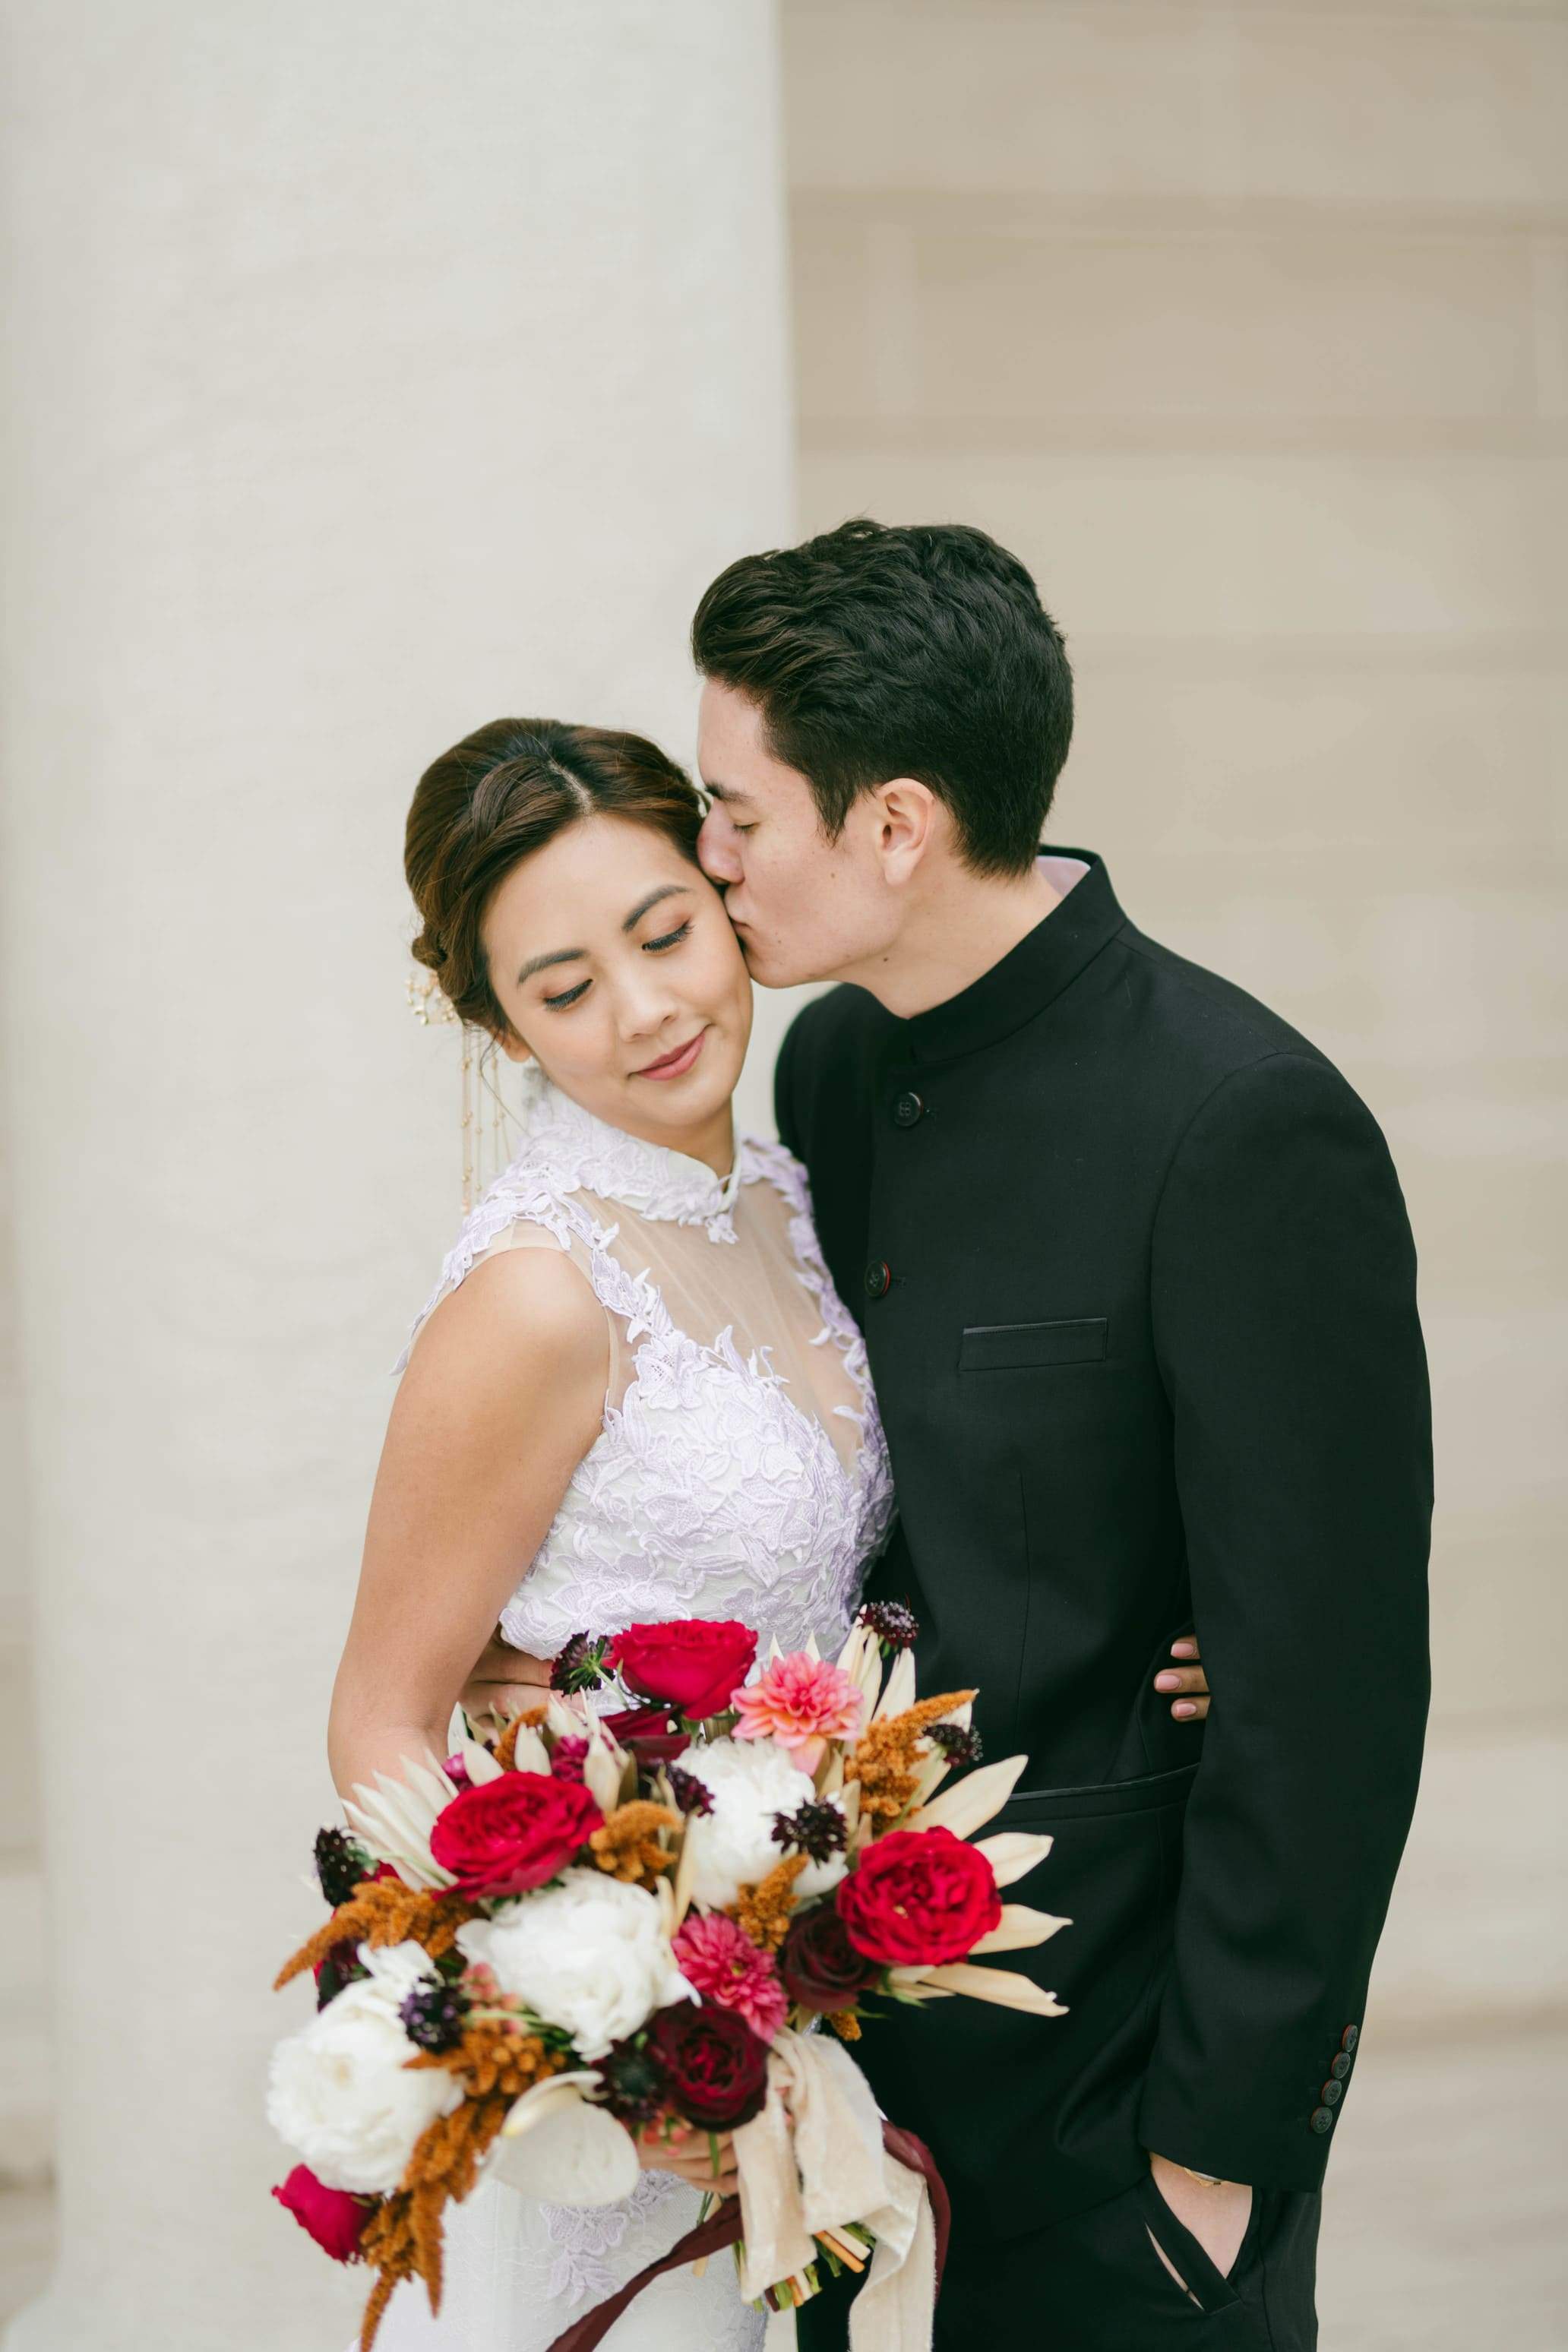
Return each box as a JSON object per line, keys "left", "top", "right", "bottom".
{"left": 1137, "top": 1051, "right": 1431, "bottom": 2191}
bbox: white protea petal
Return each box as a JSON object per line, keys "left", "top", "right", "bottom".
{"left": 816, "top": 1751, "right": 846, "bottom": 1799}
{"left": 906, "top": 1750, "right": 950, "bottom": 1810}
{"left": 966, "top": 1904, "right": 1072, "bottom": 1956}
{"left": 583, "top": 1731, "right": 622, "bottom": 1817}
{"left": 546, "top": 1694, "right": 589, "bottom": 1740}
{"left": 342, "top": 1787, "right": 454, "bottom": 1890}
{"left": 400, "top": 1752, "right": 460, "bottom": 1812}
{"left": 905, "top": 1962, "right": 1067, "bottom": 2016}
{"left": 670, "top": 1813, "right": 700, "bottom": 1927}
{"left": 507, "top": 1727, "right": 552, "bottom": 1776}
{"left": 871, "top": 1647, "right": 916, "bottom": 1724}
{"left": 903, "top": 1754, "right": 1027, "bottom": 1840}
{"left": 454, "top": 1740, "right": 505, "bottom": 1786}
{"left": 972, "top": 1830, "right": 1054, "bottom": 1887}
{"left": 805, "top": 1632, "right": 821, "bottom": 1661}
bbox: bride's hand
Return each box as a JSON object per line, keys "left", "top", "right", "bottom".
{"left": 634, "top": 2120, "right": 740, "bottom": 2200}
{"left": 1153, "top": 1634, "right": 1210, "bottom": 1721}
{"left": 458, "top": 1624, "right": 555, "bottom": 1732}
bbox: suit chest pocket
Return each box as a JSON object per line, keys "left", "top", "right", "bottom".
{"left": 958, "top": 1317, "right": 1108, "bottom": 1373}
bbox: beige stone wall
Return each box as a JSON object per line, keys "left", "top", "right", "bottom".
{"left": 783, "top": 0, "right": 1568, "bottom": 1735}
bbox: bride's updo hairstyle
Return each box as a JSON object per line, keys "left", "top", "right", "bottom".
{"left": 406, "top": 718, "right": 705, "bottom": 1038}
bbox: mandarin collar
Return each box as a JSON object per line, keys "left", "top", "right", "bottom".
{"left": 896, "top": 848, "right": 1127, "bottom": 1069}
{"left": 522, "top": 1079, "right": 744, "bottom": 1238}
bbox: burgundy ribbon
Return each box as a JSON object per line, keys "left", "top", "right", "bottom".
{"left": 543, "top": 2121, "right": 950, "bottom": 2352}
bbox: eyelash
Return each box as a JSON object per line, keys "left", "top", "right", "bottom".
{"left": 542, "top": 919, "right": 694, "bottom": 1010}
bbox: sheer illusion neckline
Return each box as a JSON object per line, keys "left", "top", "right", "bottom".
{"left": 520, "top": 1081, "right": 751, "bottom": 1239}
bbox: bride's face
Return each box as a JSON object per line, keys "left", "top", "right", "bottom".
{"left": 480, "top": 814, "right": 752, "bottom": 1151}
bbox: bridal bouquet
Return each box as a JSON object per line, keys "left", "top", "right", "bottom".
{"left": 267, "top": 1604, "right": 1068, "bottom": 2351}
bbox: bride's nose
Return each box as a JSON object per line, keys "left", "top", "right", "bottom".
{"left": 615, "top": 963, "right": 684, "bottom": 1039}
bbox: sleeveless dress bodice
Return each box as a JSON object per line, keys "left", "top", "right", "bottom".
{"left": 398, "top": 1080, "right": 894, "bottom": 1665}
{"left": 374, "top": 1082, "right": 893, "bottom": 2352}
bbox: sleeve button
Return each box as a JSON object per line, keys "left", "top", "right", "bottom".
{"left": 1340, "top": 2025, "right": 1360, "bottom": 2054}
{"left": 1319, "top": 2079, "right": 1343, "bottom": 2107}
{"left": 1330, "top": 2052, "right": 1351, "bottom": 2081}
{"left": 1309, "top": 2106, "right": 1335, "bottom": 2134}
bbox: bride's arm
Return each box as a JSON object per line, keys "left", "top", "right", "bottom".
{"left": 327, "top": 1247, "right": 608, "bottom": 1802}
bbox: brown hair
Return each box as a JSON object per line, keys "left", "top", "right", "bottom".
{"left": 405, "top": 718, "right": 704, "bottom": 1037}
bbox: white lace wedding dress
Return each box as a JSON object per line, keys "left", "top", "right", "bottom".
{"left": 369, "top": 1080, "right": 894, "bottom": 2352}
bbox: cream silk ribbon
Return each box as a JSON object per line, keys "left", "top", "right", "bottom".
{"left": 732, "top": 2027, "right": 937, "bottom": 2352}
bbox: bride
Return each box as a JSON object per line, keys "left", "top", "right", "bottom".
{"left": 324, "top": 716, "right": 1209, "bottom": 2351}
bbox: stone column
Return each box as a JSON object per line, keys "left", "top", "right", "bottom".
{"left": 0, "top": 5, "right": 792, "bottom": 2344}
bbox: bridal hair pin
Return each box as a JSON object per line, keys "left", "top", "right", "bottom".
{"left": 405, "top": 963, "right": 517, "bottom": 1212}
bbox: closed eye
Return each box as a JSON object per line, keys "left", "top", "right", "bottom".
{"left": 542, "top": 920, "right": 691, "bottom": 1009}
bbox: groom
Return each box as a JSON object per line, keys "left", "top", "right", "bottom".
{"left": 684, "top": 520, "right": 1431, "bottom": 2348}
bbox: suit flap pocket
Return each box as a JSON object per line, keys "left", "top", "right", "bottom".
{"left": 959, "top": 1317, "right": 1108, "bottom": 1372}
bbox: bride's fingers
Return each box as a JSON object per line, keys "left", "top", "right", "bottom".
{"left": 1153, "top": 1652, "right": 1210, "bottom": 1720}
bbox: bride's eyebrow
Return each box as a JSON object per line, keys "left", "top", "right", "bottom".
{"left": 516, "top": 885, "right": 692, "bottom": 985}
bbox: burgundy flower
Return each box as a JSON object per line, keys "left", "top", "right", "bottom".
{"left": 778, "top": 1904, "right": 880, "bottom": 2013}
{"left": 646, "top": 2001, "right": 770, "bottom": 2128}
{"left": 836, "top": 1826, "right": 1001, "bottom": 1968}
{"left": 272, "top": 2164, "right": 375, "bottom": 2263}
{"left": 602, "top": 1702, "right": 691, "bottom": 1764}
{"left": 605, "top": 1620, "right": 757, "bottom": 1722}
{"left": 429, "top": 1772, "right": 602, "bottom": 1898}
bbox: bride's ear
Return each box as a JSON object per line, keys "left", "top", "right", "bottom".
{"left": 496, "top": 1028, "right": 534, "bottom": 1067}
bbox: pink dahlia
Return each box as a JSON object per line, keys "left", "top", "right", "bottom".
{"left": 731, "top": 1652, "right": 865, "bottom": 1773}
{"left": 672, "top": 1911, "right": 788, "bottom": 2044}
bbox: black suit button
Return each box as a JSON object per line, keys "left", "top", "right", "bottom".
{"left": 865, "top": 1260, "right": 892, "bottom": 1300}
{"left": 1309, "top": 2106, "right": 1335, "bottom": 2134}
{"left": 1329, "top": 2052, "right": 1351, "bottom": 2081}
{"left": 892, "top": 1091, "right": 926, "bottom": 1129}
{"left": 1319, "top": 2079, "right": 1343, "bottom": 2107}
{"left": 1340, "top": 2024, "right": 1359, "bottom": 2054}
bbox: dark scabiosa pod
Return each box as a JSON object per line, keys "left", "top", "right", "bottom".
{"left": 597, "top": 2034, "right": 669, "bottom": 2126}
{"left": 928, "top": 1721, "right": 983, "bottom": 1769}
{"left": 771, "top": 1799, "right": 849, "bottom": 1864}
{"left": 399, "top": 1971, "right": 470, "bottom": 2054}
{"left": 551, "top": 1630, "right": 611, "bottom": 1695}
{"left": 856, "top": 1598, "right": 919, "bottom": 1656}
{"left": 314, "top": 1826, "right": 374, "bottom": 1909}
{"left": 666, "top": 1766, "right": 713, "bottom": 1816}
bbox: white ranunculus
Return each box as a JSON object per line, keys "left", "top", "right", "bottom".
{"left": 265, "top": 1940, "right": 462, "bottom": 2195}
{"left": 457, "top": 1873, "right": 692, "bottom": 2062}
{"left": 678, "top": 1737, "right": 848, "bottom": 1909}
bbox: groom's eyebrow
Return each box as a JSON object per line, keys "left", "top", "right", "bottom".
{"left": 516, "top": 885, "right": 692, "bottom": 984}
{"left": 703, "top": 780, "right": 751, "bottom": 807}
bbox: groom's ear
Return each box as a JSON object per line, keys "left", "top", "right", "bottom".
{"left": 870, "top": 778, "right": 942, "bottom": 887}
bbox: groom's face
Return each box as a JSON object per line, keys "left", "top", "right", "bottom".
{"left": 696, "top": 681, "right": 895, "bottom": 989}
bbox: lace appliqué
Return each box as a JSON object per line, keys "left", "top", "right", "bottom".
{"left": 539, "top": 2173, "right": 682, "bottom": 2308}
{"left": 396, "top": 1092, "right": 895, "bottom": 1670}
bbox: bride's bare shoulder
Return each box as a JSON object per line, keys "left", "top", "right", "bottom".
{"left": 400, "top": 1234, "right": 607, "bottom": 1402}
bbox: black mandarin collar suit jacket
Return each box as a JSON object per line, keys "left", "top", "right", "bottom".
{"left": 776, "top": 849, "right": 1431, "bottom": 2239}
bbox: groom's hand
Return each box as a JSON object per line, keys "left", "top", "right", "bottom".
{"left": 458, "top": 1624, "right": 555, "bottom": 1732}
{"left": 1147, "top": 2153, "right": 1252, "bottom": 2280}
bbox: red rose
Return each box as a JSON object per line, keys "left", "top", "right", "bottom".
{"left": 602, "top": 1702, "right": 691, "bottom": 1764}
{"left": 835, "top": 1826, "right": 1001, "bottom": 1968}
{"left": 429, "top": 1772, "right": 602, "bottom": 1898}
{"left": 778, "top": 1903, "right": 880, "bottom": 2012}
{"left": 271, "top": 2164, "right": 375, "bottom": 2263}
{"left": 605, "top": 1620, "right": 757, "bottom": 1722}
{"left": 646, "top": 2001, "right": 770, "bottom": 2128}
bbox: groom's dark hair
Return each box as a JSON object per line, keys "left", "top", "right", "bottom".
{"left": 691, "top": 517, "right": 1073, "bottom": 877}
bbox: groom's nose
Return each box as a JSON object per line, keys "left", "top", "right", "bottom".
{"left": 697, "top": 805, "right": 742, "bottom": 886}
